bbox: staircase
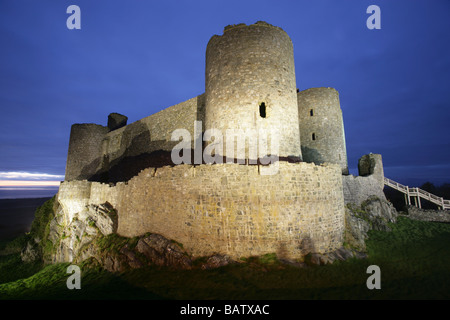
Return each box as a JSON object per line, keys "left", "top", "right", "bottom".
{"left": 384, "top": 177, "right": 450, "bottom": 210}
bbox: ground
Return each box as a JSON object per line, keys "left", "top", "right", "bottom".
{"left": 1, "top": 215, "right": 449, "bottom": 300}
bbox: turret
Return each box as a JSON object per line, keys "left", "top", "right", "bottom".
{"left": 204, "top": 21, "right": 302, "bottom": 162}
{"left": 64, "top": 123, "right": 108, "bottom": 181}
{"left": 297, "top": 87, "right": 348, "bottom": 174}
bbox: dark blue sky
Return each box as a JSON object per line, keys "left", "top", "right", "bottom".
{"left": 0, "top": 0, "right": 449, "bottom": 186}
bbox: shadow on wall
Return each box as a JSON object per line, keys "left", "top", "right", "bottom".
{"left": 196, "top": 94, "right": 206, "bottom": 124}
{"left": 80, "top": 153, "right": 304, "bottom": 185}
{"left": 78, "top": 156, "right": 103, "bottom": 181}
{"left": 301, "top": 146, "right": 324, "bottom": 165}
{"left": 79, "top": 121, "right": 179, "bottom": 183}
{"left": 276, "top": 235, "right": 317, "bottom": 260}
{"left": 76, "top": 111, "right": 303, "bottom": 184}
{"left": 74, "top": 97, "right": 208, "bottom": 184}
{"left": 299, "top": 236, "right": 317, "bottom": 255}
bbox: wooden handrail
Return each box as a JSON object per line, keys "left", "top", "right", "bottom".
{"left": 384, "top": 177, "right": 450, "bottom": 210}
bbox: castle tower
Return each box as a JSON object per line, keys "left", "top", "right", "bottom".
{"left": 204, "top": 22, "right": 302, "bottom": 161}
{"left": 297, "top": 87, "right": 348, "bottom": 174}
{"left": 65, "top": 123, "right": 108, "bottom": 181}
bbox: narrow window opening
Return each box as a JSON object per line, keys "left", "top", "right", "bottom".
{"left": 312, "top": 133, "right": 316, "bottom": 141}
{"left": 259, "top": 102, "right": 266, "bottom": 118}
{"left": 310, "top": 109, "right": 314, "bottom": 116}
{"left": 339, "top": 154, "right": 341, "bottom": 160}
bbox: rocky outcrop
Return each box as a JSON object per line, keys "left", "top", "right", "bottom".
{"left": 304, "top": 247, "right": 367, "bottom": 266}
{"left": 344, "top": 209, "right": 371, "bottom": 251}
{"left": 200, "top": 254, "right": 237, "bottom": 270}
{"left": 344, "top": 196, "right": 397, "bottom": 251}
{"left": 21, "top": 240, "right": 41, "bottom": 263}
{"left": 21, "top": 197, "right": 237, "bottom": 271}
{"left": 94, "top": 234, "right": 193, "bottom": 272}
{"left": 342, "top": 157, "right": 397, "bottom": 254}
{"left": 20, "top": 196, "right": 195, "bottom": 270}
{"left": 46, "top": 201, "right": 118, "bottom": 264}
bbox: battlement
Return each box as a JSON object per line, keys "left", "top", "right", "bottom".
{"left": 222, "top": 21, "right": 284, "bottom": 33}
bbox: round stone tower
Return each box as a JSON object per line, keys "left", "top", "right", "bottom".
{"left": 204, "top": 21, "right": 301, "bottom": 161}
{"left": 297, "top": 87, "right": 348, "bottom": 174}
{"left": 65, "top": 123, "right": 108, "bottom": 181}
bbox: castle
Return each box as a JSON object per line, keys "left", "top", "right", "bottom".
{"left": 57, "top": 21, "right": 384, "bottom": 262}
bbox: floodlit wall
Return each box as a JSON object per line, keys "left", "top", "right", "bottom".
{"left": 58, "top": 162, "right": 345, "bottom": 260}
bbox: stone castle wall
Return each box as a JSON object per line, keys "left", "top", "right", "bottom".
{"left": 103, "top": 94, "right": 205, "bottom": 162}
{"left": 64, "top": 94, "right": 205, "bottom": 182}
{"left": 342, "top": 174, "right": 387, "bottom": 206}
{"left": 297, "top": 88, "right": 348, "bottom": 174}
{"left": 406, "top": 206, "right": 450, "bottom": 223}
{"left": 205, "top": 22, "right": 301, "bottom": 160}
{"left": 358, "top": 153, "right": 384, "bottom": 189}
{"left": 57, "top": 161, "right": 345, "bottom": 260}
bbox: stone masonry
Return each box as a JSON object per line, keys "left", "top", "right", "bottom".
{"left": 205, "top": 21, "right": 301, "bottom": 160}
{"left": 57, "top": 162, "right": 345, "bottom": 260}
{"left": 297, "top": 87, "right": 348, "bottom": 174}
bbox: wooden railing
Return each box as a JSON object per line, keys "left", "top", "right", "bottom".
{"left": 384, "top": 177, "right": 450, "bottom": 210}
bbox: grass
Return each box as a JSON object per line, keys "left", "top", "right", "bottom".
{"left": 0, "top": 216, "right": 449, "bottom": 300}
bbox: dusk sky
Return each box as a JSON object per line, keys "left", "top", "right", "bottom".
{"left": 0, "top": 0, "right": 449, "bottom": 187}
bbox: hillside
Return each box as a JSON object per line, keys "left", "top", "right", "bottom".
{"left": 0, "top": 197, "right": 450, "bottom": 301}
